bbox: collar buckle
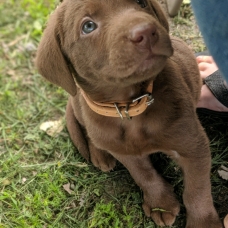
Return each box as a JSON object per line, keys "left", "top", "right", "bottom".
{"left": 124, "top": 104, "right": 132, "bottom": 120}
{"left": 132, "top": 93, "right": 154, "bottom": 106}
{"left": 114, "top": 93, "right": 154, "bottom": 120}
{"left": 114, "top": 103, "right": 124, "bottom": 120}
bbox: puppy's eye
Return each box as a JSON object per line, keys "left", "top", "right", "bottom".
{"left": 82, "top": 21, "right": 97, "bottom": 34}
{"left": 135, "top": 0, "right": 147, "bottom": 8}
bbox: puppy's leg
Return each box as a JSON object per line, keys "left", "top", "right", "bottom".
{"left": 113, "top": 153, "right": 180, "bottom": 226}
{"left": 174, "top": 123, "right": 222, "bottom": 228}
{"left": 66, "top": 99, "right": 116, "bottom": 171}
{"left": 89, "top": 142, "right": 116, "bottom": 172}
{"left": 66, "top": 99, "right": 90, "bottom": 161}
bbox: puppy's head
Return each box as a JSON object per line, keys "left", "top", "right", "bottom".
{"left": 36, "top": 0, "right": 173, "bottom": 96}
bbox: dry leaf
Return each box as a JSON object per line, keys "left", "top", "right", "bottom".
{"left": 22, "top": 177, "right": 27, "bottom": 184}
{"left": 75, "top": 162, "right": 89, "bottom": 168}
{"left": 65, "top": 202, "right": 77, "bottom": 210}
{"left": 63, "top": 183, "right": 73, "bottom": 195}
{"left": 32, "top": 171, "right": 37, "bottom": 176}
{"left": 71, "top": 202, "right": 76, "bottom": 208}
{"left": 218, "top": 165, "right": 228, "bottom": 180}
{"left": 2, "top": 179, "right": 11, "bottom": 186}
{"left": 40, "top": 118, "right": 64, "bottom": 137}
{"left": 79, "top": 194, "right": 85, "bottom": 206}
{"left": 7, "top": 70, "right": 16, "bottom": 77}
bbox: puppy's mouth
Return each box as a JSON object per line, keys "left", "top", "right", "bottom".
{"left": 138, "top": 52, "right": 157, "bottom": 72}
{"left": 103, "top": 50, "right": 169, "bottom": 85}
{"left": 134, "top": 34, "right": 174, "bottom": 73}
{"left": 146, "top": 53, "right": 155, "bottom": 60}
{"left": 135, "top": 51, "right": 167, "bottom": 74}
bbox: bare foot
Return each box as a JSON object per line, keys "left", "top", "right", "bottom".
{"left": 196, "top": 56, "right": 228, "bottom": 112}
{"left": 224, "top": 214, "right": 228, "bottom": 228}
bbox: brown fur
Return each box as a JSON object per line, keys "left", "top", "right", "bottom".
{"left": 36, "top": 0, "right": 222, "bottom": 227}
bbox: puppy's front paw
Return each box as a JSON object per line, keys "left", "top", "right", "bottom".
{"left": 142, "top": 190, "right": 180, "bottom": 226}
{"left": 90, "top": 148, "right": 116, "bottom": 172}
{"left": 186, "top": 211, "right": 223, "bottom": 228}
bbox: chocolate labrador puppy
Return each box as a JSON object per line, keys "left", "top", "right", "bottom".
{"left": 36, "top": 0, "right": 222, "bottom": 227}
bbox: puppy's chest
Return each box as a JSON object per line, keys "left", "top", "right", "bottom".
{"left": 90, "top": 117, "right": 163, "bottom": 155}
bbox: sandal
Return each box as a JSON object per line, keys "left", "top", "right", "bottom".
{"left": 196, "top": 52, "right": 228, "bottom": 118}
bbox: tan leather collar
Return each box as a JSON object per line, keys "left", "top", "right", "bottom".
{"left": 80, "top": 82, "right": 154, "bottom": 119}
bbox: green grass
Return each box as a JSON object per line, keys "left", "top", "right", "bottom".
{"left": 0, "top": 0, "right": 227, "bottom": 227}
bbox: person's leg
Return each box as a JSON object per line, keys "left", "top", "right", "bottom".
{"left": 191, "top": 2, "right": 228, "bottom": 224}
{"left": 191, "top": 1, "right": 228, "bottom": 83}
{"left": 196, "top": 56, "right": 228, "bottom": 112}
{"left": 196, "top": 55, "right": 228, "bottom": 227}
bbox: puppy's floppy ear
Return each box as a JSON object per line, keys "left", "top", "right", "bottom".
{"left": 147, "top": 0, "right": 169, "bottom": 32}
{"left": 35, "top": 8, "right": 77, "bottom": 96}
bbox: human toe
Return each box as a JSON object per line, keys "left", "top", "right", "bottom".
{"left": 196, "top": 55, "right": 214, "bottom": 64}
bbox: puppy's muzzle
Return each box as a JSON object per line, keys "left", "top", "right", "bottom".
{"left": 129, "top": 23, "right": 158, "bottom": 49}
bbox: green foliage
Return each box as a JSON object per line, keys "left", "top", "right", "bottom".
{"left": 21, "top": 0, "right": 56, "bottom": 37}
{"left": 89, "top": 202, "right": 126, "bottom": 228}
{"left": 88, "top": 199, "right": 141, "bottom": 228}
{"left": 0, "top": 168, "right": 68, "bottom": 227}
{"left": 20, "top": 0, "right": 57, "bottom": 38}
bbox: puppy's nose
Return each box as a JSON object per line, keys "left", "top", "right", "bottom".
{"left": 129, "top": 23, "right": 158, "bottom": 48}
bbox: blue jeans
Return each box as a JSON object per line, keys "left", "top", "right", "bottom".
{"left": 191, "top": 0, "right": 228, "bottom": 82}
